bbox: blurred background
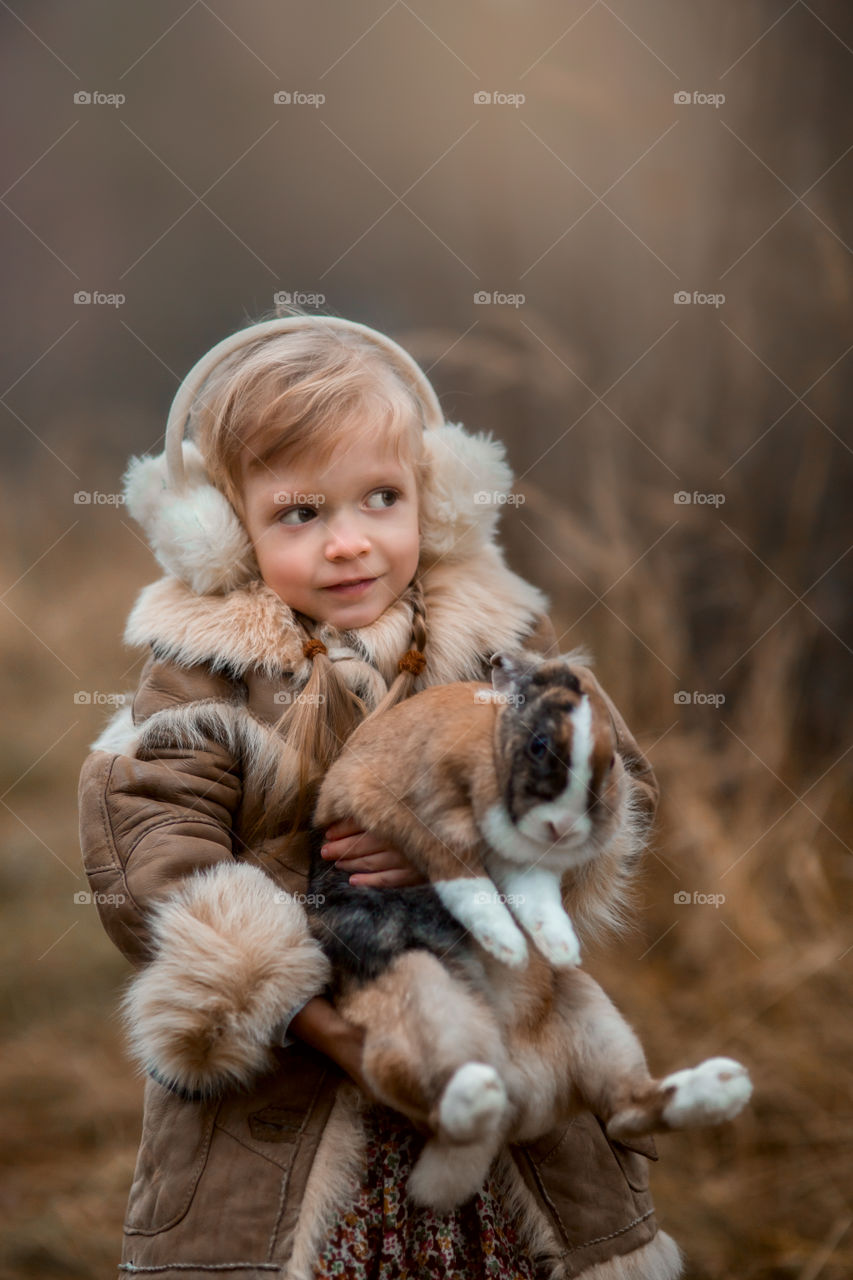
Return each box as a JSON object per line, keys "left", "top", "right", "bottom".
{"left": 1, "top": 2, "right": 851, "bottom": 1276}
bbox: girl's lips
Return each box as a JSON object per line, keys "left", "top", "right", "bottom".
{"left": 323, "top": 577, "right": 377, "bottom": 596}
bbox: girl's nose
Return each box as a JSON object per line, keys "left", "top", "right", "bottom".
{"left": 323, "top": 516, "right": 371, "bottom": 559}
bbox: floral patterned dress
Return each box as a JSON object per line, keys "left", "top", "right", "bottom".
{"left": 313, "top": 1103, "right": 539, "bottom": 1280}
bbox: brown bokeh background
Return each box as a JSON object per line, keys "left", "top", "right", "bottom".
{"left": 1, "top": 3, "right": 851, "bottom": 1277}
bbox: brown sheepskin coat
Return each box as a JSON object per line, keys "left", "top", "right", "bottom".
{"left": 78, "top": 539, "right": 681, "bottom": 1280}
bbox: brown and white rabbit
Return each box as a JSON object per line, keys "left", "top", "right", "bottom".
{"left": 309, "top": 649, "right": 752, "bottom": 1211}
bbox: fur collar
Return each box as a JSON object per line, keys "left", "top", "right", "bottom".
{"left": 125, "top": 544, "right": 549, "bottom": 690}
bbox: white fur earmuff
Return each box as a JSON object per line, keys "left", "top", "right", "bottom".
{"left": 417, "top": 423, "right": 515, "bottom": 565}
{"left": 123, "top": 441, "right": 257, "bottom": 596}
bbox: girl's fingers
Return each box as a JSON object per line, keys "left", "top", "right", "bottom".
{"left": 320, "top": 829, "right": 429, "bottom": 886}
{"left": 331, "top": 849, "right": 400, "bottom": 874}
{"left": 321, "top": 831, "right": 382, "bottom": 860}
{"left": 323, "top": 817, "right": 361, "bottom": 840}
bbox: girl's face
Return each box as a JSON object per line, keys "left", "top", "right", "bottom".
{"left": 240, "top": 436, "right": 421, "bottom": 629}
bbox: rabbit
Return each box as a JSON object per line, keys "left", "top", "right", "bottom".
{"left": 308, "top": 649, "right": 752, "bottom": 1211}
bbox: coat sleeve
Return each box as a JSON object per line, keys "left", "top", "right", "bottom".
{"left": 77, "top": 652, "right": 331, "bottom": 1096}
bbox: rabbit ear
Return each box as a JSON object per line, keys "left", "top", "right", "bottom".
{"left": 417, "top": 423, "right": 516, "bottom": 564}
{"left": 490, "top": 650, "right": 530, "bottom": 694}
{"left": 123, "top": 441, "right": 257, "bottom": 595}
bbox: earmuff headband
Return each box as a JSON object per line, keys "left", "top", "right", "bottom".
{"left": 164, "top": 316, "right": 445, "bottom": 493}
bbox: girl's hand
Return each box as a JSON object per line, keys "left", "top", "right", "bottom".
{"left": 321, "top": 816, "right": 428, "bottom": 888}
{"left": 288, "top": 996, "right": 375, "bottom": 1098}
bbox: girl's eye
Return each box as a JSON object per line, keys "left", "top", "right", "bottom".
{"left": 526, "top": 733, "right": 550, "bottom": 762}
{"left": 278, "top": 489, "right": 398, "bottom": 524}
{"left": 366, "top": 488, "right": 399, "bottom": 509}
{"left": 279, "top": 506, "right": 317, "bottom": 526}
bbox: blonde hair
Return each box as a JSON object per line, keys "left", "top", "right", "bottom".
{"left": 189, "top": 310, "right": 433, "bottom": 835}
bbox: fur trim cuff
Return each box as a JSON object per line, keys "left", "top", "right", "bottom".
{"left": 575, "top": 1231, "right": 683, "bottom": 1280}
{"left": 120, "top": 861, "right": 331, "bottom": 1095}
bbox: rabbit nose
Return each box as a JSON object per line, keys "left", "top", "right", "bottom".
{"left": 547, "top": 817, "right": 574, "bottom": 842}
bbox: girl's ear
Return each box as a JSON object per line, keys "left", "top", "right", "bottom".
{"left": 123, "top": 441, "right": 258, "bottom": 595}
{"left": 417, "top": 423, "right": 515, "bottom": 564}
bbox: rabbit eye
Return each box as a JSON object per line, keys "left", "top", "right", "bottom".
{"left": 609, "top": 754, "right": 615, "bottom": 769}
{"left": 526, "top": 733, "right": 550, "bottom": 762}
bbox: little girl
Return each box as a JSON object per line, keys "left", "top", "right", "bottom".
{"left": 78, "top": 312, "right": 681, "bottom": 1280}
